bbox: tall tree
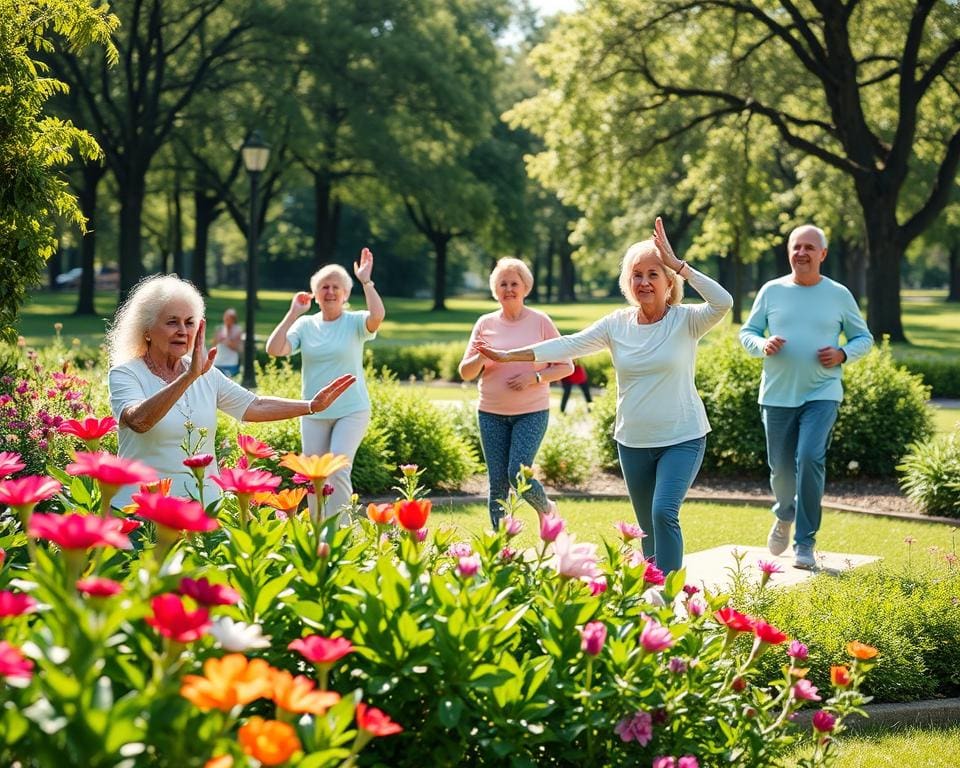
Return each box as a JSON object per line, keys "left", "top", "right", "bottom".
{"left": 513, "top": 0, "right": 960, "bottom": 341}
{"left": 0, "top": 0, "right": 117, "bottom": 339}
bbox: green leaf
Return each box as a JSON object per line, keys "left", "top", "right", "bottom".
{"left": 438, "top": 696, "right": 463, "bottom": 727}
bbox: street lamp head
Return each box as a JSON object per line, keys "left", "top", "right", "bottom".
{"left": 242, "top": 130, "right": 271, "bottom": 173}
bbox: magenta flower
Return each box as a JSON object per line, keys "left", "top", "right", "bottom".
{"left": 686, "top": 596, "right": 706, "bottom": 617}
{"left": 211, "top": 467, "right": 282, "bottom": 496}
{"left": 132, "top": 492, "right": 217, "bottom": 534}
{"left": 678, "top": 757, "right": 699, "bottom": 768}
{"left": 29, "top": 513, "right": 131, "bottom": 550}
{"left": 182, "top": 453, "right": 215, "bottom": 469}
{"left": 76, "top": 577, "right": 124, "bottom": 598}
{"left": 0, "top": 590, "right": 37, "bottom": 618}
{"left": 500, "top": 516, "right": 523, "bottom": 537}
{"left": 682, "top": 584, "right": 700, "bottom": 597}
{"left": 613, "top": 710, "right": 653, "bottom": 745}
{"left": 0, "top": 641, "right": 34, "bottom": 681}
{"left": 177, "top": 577, "right": 240, "bottom": 606}
{"left": 66, "top": 451, "right": 158, "bottom": 493}
{"left": 652, "top": 760, "right": 676, "bottom": 768}
{"left": 643, "top": 563, "right": 666, "bottom": 586}
{"left": 145, "top": 594, "right": 211, "bottom": 643}
{"left": 0, "top": 451, "right": 25, "bottom": 477}
{"left": 788, "top": 640, "right": 809, "bottom": 661}
{"left": 792, "top": 679, "right": 822, "bottom": 701}
{"left": 539, "top": 513, "right": 564, "bottom": 543}
{"left": 500, "top": 546, "right": 516, "bottom": 561}
{"left": 580, "top": 621, "right": 607, "bottom": 656}
{"left": 0, "top": 475, "right": 61, "bottom": 513}
{"left": 811, "top": 710, "right": 837, "bottom": 733}
{"left": 640, "top": 619, "right": 675, "bottom": 653}
{"left": 550, "top": 532, "right": 601, "bottom": 580}
{"left": 456, "top": 554, "right": 481, "bottom": 580}
{"left": 589, "top": 577, "right": 607, "bottom": 596}
{"left": 415, "top": 527, "right": 429, "bottom": 543}
{"left": 58, "top": 416, "right": 117, "bottom": 449}
{"left": 615, "top": 521, "right": 646, "bottom": 541}
{"left": 757, "top": 559, "right": 785, "bottom": 588}
{"left": 322, "top": 483, "right": 335, "bottom": 497}
{"left": 668, "top": 657, "right": 688, "bottom": 674}
{"left": 236, "top": 433, "right": 276, "bottom": 461}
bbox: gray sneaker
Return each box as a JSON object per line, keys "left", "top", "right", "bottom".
{"left": 793, "top": 546, "right": 817, "bottom": 570}
{"left": 767, "top": 519, "right": 792, "bottom": 556}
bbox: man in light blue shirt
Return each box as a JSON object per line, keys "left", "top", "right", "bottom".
{"left": 740, "top": 225, "right": 873, "bottom": 569}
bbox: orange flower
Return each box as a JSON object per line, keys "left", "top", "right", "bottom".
{"left": 846, "top": 641, "right": 879, "bottom": 660}
{"left": 258, "top": 488, "right": 308, "bottom": 514}
{"left": 367, "top": 502, "right": 395, "bottom": 525}
{"left": 180, "top": 654, "right": 274, "bottom": 711}
{"left": 279, "top": 452, "right": 350, "bottom": 482}
{"left": 238, "top": 717, "right": 301, "bottom": 766}
{"left": 270, "top": 669, "right": 341, "bottom": 715}
{"left": 831, "top": 665, "right": 851, "bottom": 687}
{"left": 139, "top": 477, "right": 173, "bottom": 496}
{"left": 204, "top": 756, "right": 233, "bottom": 768}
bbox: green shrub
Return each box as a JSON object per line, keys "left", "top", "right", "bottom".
{"left": 448, "top": 399, "right": 484, "bottom": 469}
{"left": 579, "top": 351, "right": 614, "bottom": 390}
{"left": 590, "top": 386, "right": 619, "bottom": 470}
{"left": 537, "top": 415, "right": 595, "bottom": 488}
{"left": 739, "top": 563, "right": 960, "bottom": 703}
{"left": 897, "top": 355, "right": 960, "bottom": 398}
{"left": 367, "top": 342, "right": 465, "bottom": 381}
{"left": 898, "top": 430, "right": 960, "bottom": 517}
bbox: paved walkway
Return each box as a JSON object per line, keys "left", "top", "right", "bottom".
{"left": 683, "top": 544, "right": 880, "bottom": 592}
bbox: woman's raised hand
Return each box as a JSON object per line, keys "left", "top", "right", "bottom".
{"left": 289, "top": 291, "right": 313, "bottom": 318}
{"left": 190, "top": 319, "right": 217, "bottom": 379}
{"left": 308, "top": 374, "right": 357, "bottom": 414}
{"left": 652, "top": 216, "right": 683, "bottom": 272}
{"left": 354, "top": 247, "right": 374, "bottom": 283}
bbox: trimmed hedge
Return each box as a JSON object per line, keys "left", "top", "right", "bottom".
{"left": 897, "top": 355, "right": 960, "bottom": 399}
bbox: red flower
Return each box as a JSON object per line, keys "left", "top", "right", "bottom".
{"left": 178, "top": 577, "right": 240, "bottom": 606}
{"left": 830, "top": 665, "right": 851, "bottom": 687}
{"left": 812, "top": 710, "right": 837, "bottom": 733}
{"left": 0, "top": 451, "right": 25, "bottom": 477}
{"left": 119, "top": 517, "right": 142, "bottom": 534}
{"left": 237, "top": 434, "right": 276, "bottom": 461}
{"left": 288, "top": 635, "right": 354, "bottom": 665}
{"left": 76, "top": 577, "right": 124, "bottom": 598}
{"left": 66, "top": 452, "right": 157, "bottom": 490}
{"left": 211, "top": 468, "right": 282, "bottom": 496}
{"left": 132, "top": 492, "right": 217, "bottom": 533}
{"left": 714, "top": 607, "right": 755, "bottom": 633}
{"left": 356, "top": 703, "right": 403, "bottom": 737}
{"left": 0, "top": 475, "right": 61, "bottom": 509}
{"left": 145, "top": 594, "right": 210, "bottom": 642}
{"left": 0, "top": 590, "right": 37, "bottom": 618}
{"left": 183, "top": 454, "right": 215, "bottom": 469}
{"left": 29, "top": 513, "right": 132, "bottom": 550}
{"left": 0, "top": 641, "right": 34, "bottom": 681}
{"left": 394, "top": 499, "right": 432, "bottom": 531}
{"left": 58, "top": 416, "right": 117, "bottom": 442}
{"left": 752, "top": 620, "right": 788, "bottom": 646}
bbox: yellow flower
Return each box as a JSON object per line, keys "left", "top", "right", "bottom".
{"left": 279, "top": 452, "right": 350, "bottom": 481}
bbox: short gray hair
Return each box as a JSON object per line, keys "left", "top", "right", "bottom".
{"left": 618, "top": 240, "right": 684, "bottom": 307}
{"left": 105, "top": 274, "right": 205, "bottom": 366}
{"left": 788, "top": 225, "right": 828, "bottom": 251}
{"left": 310, "top": 264, "right": 353, "bottom": 296}
{"left": 489, "top": 257, "right": 534, "bottom": 299}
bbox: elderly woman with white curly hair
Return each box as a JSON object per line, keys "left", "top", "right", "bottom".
{"left": 106, "top": 274, "right": 355, "bottom": 508}
{"left": 475, "top": 218, "right": 733, "bottom": 574}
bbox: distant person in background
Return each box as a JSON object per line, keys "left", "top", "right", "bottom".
{"left": 739, "top": 224, "right": 872, "bottom": 570}
{"left": 266, "top": 248, "right": 384, "bottom": 520}
{"left": 560, "top": 362, "right": 592, "bottom": 413}
{"left": 211, "top": 308, "right": 243, "bottom": 377}
{"left": 459, "top": 258, "right": 573, "bottom": 528}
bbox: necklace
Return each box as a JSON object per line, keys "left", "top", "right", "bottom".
{"left": 143, "top": 356, "right": 193, "bottom": 423}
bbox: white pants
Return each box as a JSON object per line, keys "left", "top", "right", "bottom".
{"left": 300, "top": 409, "right": 371, "bottom": 521}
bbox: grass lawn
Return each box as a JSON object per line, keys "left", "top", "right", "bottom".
{"left": 789, "top": 725, "right": 960, "bottom": 767}
{"left": 929, "top": 403, "right": 960, "bottom": 434}
{"left": 424, "top": 497, "right": 956, "bottom": 569}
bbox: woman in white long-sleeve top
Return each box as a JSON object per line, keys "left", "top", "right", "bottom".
{"left": 475, "top": 217, "right": 733, "bottom": 574}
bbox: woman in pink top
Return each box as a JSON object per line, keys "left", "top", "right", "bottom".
{"left": 459, "top": 258, "right": 573, "bottom": 527}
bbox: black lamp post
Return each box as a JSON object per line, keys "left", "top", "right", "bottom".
{"left": 241, "top": 131, "right": 270, "bottom": 388}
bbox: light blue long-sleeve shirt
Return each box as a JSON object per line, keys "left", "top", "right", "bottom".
{"left": 739, "top": 275, "right": 873, "bottom": 407}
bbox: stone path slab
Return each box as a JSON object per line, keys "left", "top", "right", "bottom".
{"left": 683, "top": 545, "right": 880, "bottom": 593}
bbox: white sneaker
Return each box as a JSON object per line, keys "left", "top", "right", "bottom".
{"left": 767, "top": 519, "right": 792, "bottom": 556}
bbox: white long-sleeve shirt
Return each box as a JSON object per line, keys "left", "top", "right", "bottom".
{"left": 530, "top": 268, "right": 732, "bottom": 448}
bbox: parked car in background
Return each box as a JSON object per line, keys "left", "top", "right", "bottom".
{"left": 53, "top": 266, "right": 120, "bottom": 291}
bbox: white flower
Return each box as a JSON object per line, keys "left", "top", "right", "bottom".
{"left": 848, "top": 460, "right": 860, "bottom": 472}
{"left": 209, "top": 617, "right": 272, "bottom": 652}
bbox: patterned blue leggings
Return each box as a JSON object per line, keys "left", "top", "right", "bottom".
{"left": 478, "top": 410, "right": 550, "bottom": 527}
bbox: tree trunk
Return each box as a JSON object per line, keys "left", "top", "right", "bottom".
{"left": 75, "top": 162, "right": 105, "bottom": 315}
{"left": 545, "top": 233, "right": 555, "bottom": 302}
{"left": 862, "top": 206, "right": 906, "bottom": 341}
{"left": 529, "top": 251, "right": 541, "bottom": 303}
{"left": 193, "top": 188, "right": 221, "bottom": 296}
{"left": 171, "top": 174, "right": 184, "bottom": 277}
{"left": 845, "top": 244, "right": 866, "bottom": 306}
{"left": 558, "top": 236, "right": 576, "bottom": 302}
{"left": 431, "top": 236, "right": 449, "bottom": 311}
{"left": 947, "top": 242, "right": 960, "bottom": 303}
{"left": 118, "top": 171, "right": 147, "bottom": 300}
{"left": 313, "top": 173, "right": 341, "bottom": 269}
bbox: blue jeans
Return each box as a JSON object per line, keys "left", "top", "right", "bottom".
{"left": 617, "top": 437, "right": 706, "bottom": 575}
{"left": 478, "top": 410, "right": 550, "bottom": 527}
{"left": 761, "top": 400, "right": 839, "bottom": 550}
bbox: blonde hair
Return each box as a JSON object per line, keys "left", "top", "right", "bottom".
{"left": 105, "top": 274, "right": 205, "bottom": 366}
{"left": 310, "top": 264, "right": 353, "bottom": 296}
{"left": 618, "top": 240, "right": 684, "bottom": 307}
{"left": 489, "top": 257, "right": 534, "bottom": 299}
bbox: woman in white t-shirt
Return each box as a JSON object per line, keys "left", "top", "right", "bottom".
{"left": 106, "top": 275, "right": 355, "bottom": 509}
{"left": 476, "top": 218, "right": 732, "bottom": 574}
{"left": 265, "top": 248, "right": 385, "bottom": 519}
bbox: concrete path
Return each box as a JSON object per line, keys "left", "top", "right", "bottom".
{"left": 683, "top": 544, "right": 880, "bottom": 592}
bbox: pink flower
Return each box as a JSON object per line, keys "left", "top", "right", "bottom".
{"left": 640, "top": 619, "right": 675, "bottom": 653}
{"left": 0, "top": 475, "right": 61, "bottom": 511}
{"left": 456, "top": 554, "right": 481, "bottom": 580}
{"left": 399, "top": 463, "right": 419, "bottom": 477}
{"left": 211, "top": 467, "right": 282, "bottom": 496}
{"left": 29, "top": 513, "right": 132, "bottom": 550}
{"left": 415, "top": 527, "right": 429, "bottom": 543}
{"left": 613, "top": 710, "right": 653, "bottom": 745}
{"left": 580, "top": 621, "right": 607, "bottom": 656}
{"left": 758, "top": 559, "right": 785, "bottom": 588}
{"left": 66, "top": 452, "right": 158, "bottom": 491}
{"left": 0, "top": 641, "right": 33, "bottom": 681}
{"left": 76, "top": 577, "right": 124, "bottom": 598}
{"left": 236, "top": 433, "right": 275, "bottom": 461}
{"left": 652, "top": 759, "right": 676, "bottom": 768}
{"left": 615, "top": 521, "right": 645, "bottom": 541}
{"left": 682, "top": 584, "right": 700, "bottom": 597}
{"left": 686, "top": 596, "right": 706, "bottom": 617}
{"left": 288, "top": 635, "right": 353, "bottom": 665}
{"left": 0, "top": 451, "right": 25, "bottom": 477}
{"left": 714, "top": 607, "right": 755, "bottom": 634}
{"left": 668, "top": 657, "right": 688, "bottom": 674}
{"left": 447, "top": 542, "right": 473, "bottom": 558}
{"left": 643, "top": 563, "right": 666, "bottom": 586}
{"left": 183, "top": 454, "right": 215, "bottom": 469}
{"left": 0, "top": 590, "right": 37, "bottom": 618}
{"left": 145, "top": 594, "right": 210, "bottom": 643}
{"left": 589, "top": 577, "right": 607, "bottom": 596}
{"left": 58, "top": 416, "right": 117, "bottom": 446}
{"left": 788, "top": 640, "right": 809, "bottom": 661}
{"left": 500, "top": 547, "right": 516, "bottom": 561}
{"left": 539, "top": 513, "right": 565, "bottom": 543}
{"left": 132, "top": 492, "right": 217, "bottom": 533}
{"left": 811, "top": 710, "right": 837, "bottom": 733}
{"left": 322, "top": 483, "right": 335, "bottom": 497}
{"left": 792, "top": 679, "right": 822, "bottom": 701}
{"left": 550, "top": 532, "right": 601, "bottom": 580}
{"left": 500, "top": 516, "right": 523, "bottom": 537}
{"left": 678, "top": 757, "right": 699, "bottom": 768}
{"left": 178, "top": 577, "right": 240, "bottom": 606}
{"left": 753, "top": 620, "right": 788, "bottom": 646}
